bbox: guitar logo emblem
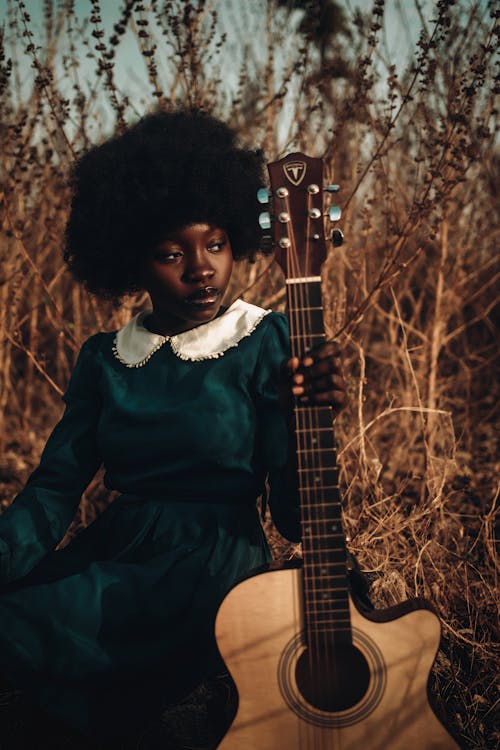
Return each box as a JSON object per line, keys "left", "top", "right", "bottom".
{"left": 284, "top": 161, "right": 306, "bottom": 186}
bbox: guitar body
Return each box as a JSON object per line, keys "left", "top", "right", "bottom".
{"left": 215, "top": 566, "right": 459, "bottom": 750}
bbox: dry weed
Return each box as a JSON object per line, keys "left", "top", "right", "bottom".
{"left": 0, "top": 1, "right": 498, "bottom": 748}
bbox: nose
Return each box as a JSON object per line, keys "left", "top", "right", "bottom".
{"left": 183, "top": 250, "right": 215, "bottom": 283}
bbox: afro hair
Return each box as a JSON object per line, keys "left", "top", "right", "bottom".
{"left": 64, "top": 109, "right": 266, "bottom": 300}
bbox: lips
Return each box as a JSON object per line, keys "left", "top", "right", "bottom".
{"left": 185, "top": 287, "right": 221, "bottom": 304}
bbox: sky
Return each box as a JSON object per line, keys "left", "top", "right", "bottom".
{"left": 0, "top": 0, "right": 488, "bottom": 136}
{"left": 1, "top": 0, "right": 439, "bottom": 92}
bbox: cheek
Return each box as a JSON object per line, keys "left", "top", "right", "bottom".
{"left": 222, "top": 255, "right": 234, "bottom": 279}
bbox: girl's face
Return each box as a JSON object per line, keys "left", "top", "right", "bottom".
{"left": 141, "top": 223, "right": 234, "bottom": 336}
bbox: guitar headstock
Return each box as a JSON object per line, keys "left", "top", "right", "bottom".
{"left": 259, "top": 152, "right": 343, "bottom": 281}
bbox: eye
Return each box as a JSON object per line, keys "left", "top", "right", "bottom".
{"left": 154, "top": 250, "right": 183, "bottom": 263}
{"left": 208, "top": 239, "right": 227, "bottom": 252}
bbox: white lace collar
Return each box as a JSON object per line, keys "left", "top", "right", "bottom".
{"left": 112, "top": 298, "right": 271, "bottom": 367}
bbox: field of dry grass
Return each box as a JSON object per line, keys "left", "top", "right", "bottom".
{"left": 0, "top": 1, "right": 498, "bottom": 748}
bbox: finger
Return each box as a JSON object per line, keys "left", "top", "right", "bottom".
{"left": 301, "top": 357, "right": 343, "bottom": 382}
{"left": 298, "top": 343, "right": 342, "bottom": 373}
{"left": 284, "top": 356, "right": 301, "bottom": 376}
{"left": 308, "top": 389, "right": 348, "bottom": 407}
{"left": 295, "top": 374, "right": 345, "bottom": 399}
{"left": 308, "top": 373, "right": 345, "bottom": 393}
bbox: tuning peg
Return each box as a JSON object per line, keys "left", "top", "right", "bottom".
{"left": 259, "top": 211, "right": 271, "bottom": 230}
{"left": 257, "top": 188, "right": 270, "bottom": 204}
{"left": 331, "top": 229, "right": 344, "bottom": 247}
{"left": 325, "top": 184, "right": 340, "bottom": 193}
{"left": 329, "top": 205, "right": 342, "bottom": 222}
{"left": 260, "top": 234, "right": 274, "bottom": 252}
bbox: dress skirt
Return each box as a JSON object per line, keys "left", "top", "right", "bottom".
{"left": 0, "top": 494, "right": 271, "bottom": 739}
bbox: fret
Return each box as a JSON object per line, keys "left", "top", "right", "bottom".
{"left": 299, "top": 489, "right": 341, "bottom": 497}
{"left": 290, "top": 331, "right": 326, "bottom": 339}
{"left": 290, "top": 324, "right": 326, "bottom": 341}
{"left": 307, "top": 620, "right": 351, "bottom": 635}
{"left": 296, "top": 448, "right": 335, "bottom": 456}
{"left": 303, "top": 584, "right": 348, "bottom": 592}
{"left": 305, "top": 607, "right": 350, "bottom": 615}
{"left": 297, "top": 466, "right": 338, "bottom": 478}
{"left": 308, "top": 617, "right": 351, "bottom": 626}
{"left": 298, "top": 439, "right": 336, "bottom": 452}
{"left": 302, "top": 534, "right": 345, "bottom": 557}
{"left": 298, "top": 484, "right": 341, "bottom": 492}
{"left": 286, "top": 305, "right": 323, "bottom": 312}
{"left": 305, "top": 592, "right": 349, "bottom": 601}
{"left": 294, "top": 405, "right": 333, "bottom": 415}
{"left": 305, "top": 576, "right": 349, "bottom": 595}
{"left": 299, "top": 478, "right": 339, "bottom": 489}
{"left": 296, "top": 427, "right": 332, "bottom": 434}
{"left": 301, "top": 500, "right": 342, "bottom": 510}
{"left": 303, "top": 575, "right": 348, "bottom": 584}
{"left": 295, "top": 409, "right": 334, "bottom": 430}
{"left": 304, "top": 584, "right": 349, "bottom": 592}
{"left": 304, "top": 568, "right": 348, "bottom": 579}
{"left": 303, "top": 555, "right": 347, "bottom": 567}
{"left": 302, "top": 518, "right": 343, "bottom": 528}
{"left": 301, "top": 516, "right": 342, "bottom": 525}
{"left": 301, "top": 506, "right": 342, "bottom": 518}
{"left": 304, "top": 570, "right": 346, "bottom": 578}
{"left": 304, "top": 591, "right": 350, "bottom": 602}
{"left": 302, "top": 558, "right": 347, "bottom": 568}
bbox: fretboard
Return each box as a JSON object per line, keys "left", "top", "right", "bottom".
{"left": 287, "top": 278, "right": 351, "bottom": 645}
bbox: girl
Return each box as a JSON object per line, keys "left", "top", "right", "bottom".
{"left": 0, "top": 109, "right": 346, "bottom": 744}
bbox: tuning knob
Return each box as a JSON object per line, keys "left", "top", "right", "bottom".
{"left": 325, "top": 184, "right": 340, "bottom": 193}
{"left": 329, "top": 205, "right": 342, "bottom": 222}
{"left": 259, "top": 211, "right": 271, "bottom": 230}
{"left": 257, "top": 188, "right": 270, "bottom": 204}
{"left": 260, "top": 234, "right": 274, "bottom": 252}
{"left": 331, "top": 229, "right": 344, "bottom": 247}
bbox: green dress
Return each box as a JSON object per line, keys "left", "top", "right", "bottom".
{"left": 0, "top": 300, "right": 300, "bottom": 739}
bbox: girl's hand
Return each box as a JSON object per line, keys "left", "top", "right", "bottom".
{"left": 284, "top": 341, "right": 347, "bottom": 414}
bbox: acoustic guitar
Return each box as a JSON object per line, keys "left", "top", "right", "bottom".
{"left": 215, "top": 153, "right": 460, "bottom": 749}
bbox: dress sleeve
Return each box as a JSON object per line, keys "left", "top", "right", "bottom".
{"left": 253, "top": 314, "right": 301, "bottom": 543}
{"left": 0, "top": 335, "right": 103, "bottom": 584}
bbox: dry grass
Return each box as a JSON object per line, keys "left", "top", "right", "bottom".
{"left": 0, "top": 1, "right": 498, "bottom": 748}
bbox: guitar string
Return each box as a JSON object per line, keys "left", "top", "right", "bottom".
{"left": 303, "top": 179, "right": 343, "bottom": 750}
{"left": 308, "top": 188, "right": 336, "bottom": 750}
{"left": 285, "top": 197, "right": 311, "bottom": 750}
{"left": 282, "top": 189, "right": 313, "bottom": 750}
{"left": 303, "top": 189, "right": 324, "bottom": 748}
{"left": 279, "top": 189, "right": 302, "bottom": 749}
{"left": 285, "top": 186, "right": 322, "bottom": 750}
{"left": 300, "top": 205, "right": 321, "bottom": 750}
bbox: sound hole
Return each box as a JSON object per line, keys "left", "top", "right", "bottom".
{"left": 295, "top": 641, "right": 370, "bottom": 712}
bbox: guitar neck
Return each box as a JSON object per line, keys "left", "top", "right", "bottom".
{"left": 287, "top": 278, "right": 352, "bottom": 645}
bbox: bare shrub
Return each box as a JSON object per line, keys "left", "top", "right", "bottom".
{"left": 0, "top": 1, "right": 498, "bottom": 747}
